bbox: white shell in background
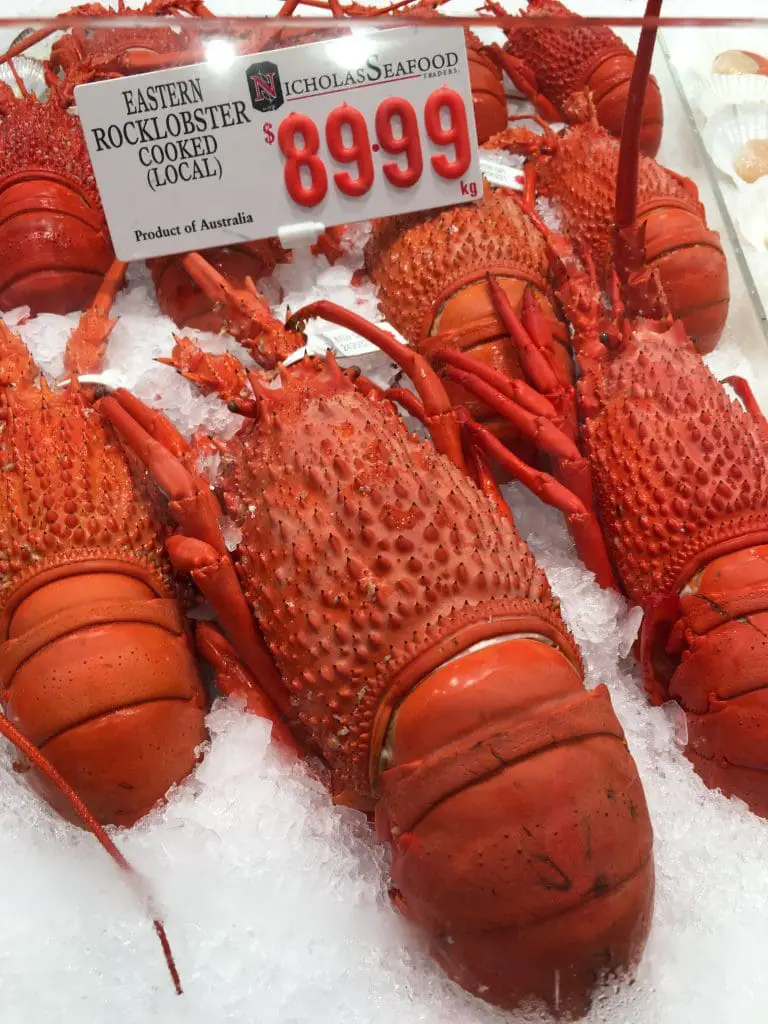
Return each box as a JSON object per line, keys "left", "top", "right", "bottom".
{"left": 712, "top": 50, "right": 768, "bottom": 77}
{"left": 0, "top": 56, "right": 47, "bottom": 100}
{"left": 694, "top": 71, "right": 768, "bottom": 120}
{"left": 702, "top": 103, "right": 768, "bottom": 187}
{"left": 736, "top": 177, "right": 768, "bottom": 251}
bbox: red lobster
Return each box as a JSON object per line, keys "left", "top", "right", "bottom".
{"left": 0, "top": 269, "right": 212, "bottom": 992}
{"left": 97, "top": 253, "right": 654, "bottom": 1016}
{"left": 485, "top": 103, "right": 729, "bottom": 354}
{"left": 483, "top": 0, "right": 663, "bottom": 157}
{"left": 0, "top": 88, "right": 114, "bottom": 317}
{"left": 422, "top": 7, "right": 768, "bottom": 819}
{"left": 364, "top": 182, "right": 575, "bottom": 462}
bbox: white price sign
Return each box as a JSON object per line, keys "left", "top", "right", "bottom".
{"left": 74, "top": 27, "right": 482, "bottom": 261}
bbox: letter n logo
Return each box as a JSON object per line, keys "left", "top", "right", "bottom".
{"left": 246, "top": 60, "right": 284, "bottom": 113}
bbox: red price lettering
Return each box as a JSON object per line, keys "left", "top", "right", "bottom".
{"left": 425, "top": 87, "right": 472, "bottom": 180}
{"left": 278, "top": 87, "right": 473, "bottom": 208}
{"left": 326, "top": 104, "right": 375, "bottom": 198}
{"left": 375, "top": 97, "right": 423, "bottom": 189}
{"left": 278, "top": 113, "right": 328, "bottom": 208}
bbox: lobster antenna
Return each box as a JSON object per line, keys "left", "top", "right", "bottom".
{"left": 0, "top": 711, "right": 182, "bottom": 994}
{"left": 614, "top": 0, "right": 663, "bottom": 231}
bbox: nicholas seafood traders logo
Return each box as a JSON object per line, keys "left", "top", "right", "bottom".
{"left": 246, "top": 61, "right": 284, "bottom": 113}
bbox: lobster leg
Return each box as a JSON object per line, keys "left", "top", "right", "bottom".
{"left": 194, "top": 621, "right": 300, "bottom": 755}
{"left": 96, "top": 390, "right": 290, "bottom": 719}
{"left": 63, "top": 258, "right": 128, "bottom": 375}
{"left": 466, "top": 420, "right": 617, "bottom": 589}
{"left": 724, "top": 376, "right": 768, "bottom": 442}
{"left": 483, "top": 41, "right": 563, "bottom": 123}
{"left": 289, "top": 300, "right": 467, "bottom": 474}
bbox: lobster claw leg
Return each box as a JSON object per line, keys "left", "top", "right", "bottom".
{"left": 97, "top": 389, "right": 291, "bottom": 721}
{"left": 63, "top": 258, "right": 128, "bottom": 375}
{"left": 288, "top": 300, "right": 468, "bottom": 473}
{"left": 483, "top": 41, "right": 563, "bottom": 122}
{"left": 194, "top": 621, "right": 300, "bottom": 755}
{"left": 724, "top": 375, "right": 768, "bottom": 443}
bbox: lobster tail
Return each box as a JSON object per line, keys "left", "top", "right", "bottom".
{"left": 465, "top": 31, "right": 507, "bottom": 143}
{"left": 645, "top": 546, "right": 768, "bottom": 818}
{"left": 587, "top": 52, "right": 663, "bottom": 158}
{"left": 377, "top": 636, "right": 654, "bottom": 1014}
{"left": 0, "top": 172, "right": 114, "bottom": 316}
{"left": 0, "top": 566, "right": 207, "bottom": 827}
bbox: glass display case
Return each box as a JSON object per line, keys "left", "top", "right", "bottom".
{"left": 0, "top": 5, "right": 767, "bottom": 1024}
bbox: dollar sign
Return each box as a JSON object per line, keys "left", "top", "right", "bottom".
{"left": 263, "top": 122, "right": 275, "bottom": 146}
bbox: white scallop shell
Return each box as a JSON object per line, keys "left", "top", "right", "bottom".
{"left": 0, "top": 56, "right": 47, "bottom": 100}
{"left": 702, "top": 103, "right": 768, "bottom": 188}
{"left": 736, "top": 176, "right": 768, "bottom": 251}
{"left": 694, "top": 72, "right": 768, "bottom": 120}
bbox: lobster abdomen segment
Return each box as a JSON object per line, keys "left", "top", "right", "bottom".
{"left": 638, "top": 203, "right": 729, "bottom": 355}
{"left": 1, "top": 569, "right": 207, "bottom": 827}
{"left": 0, "top": 173, "right": 114, "bottom": 316}
{"left": 657, "top": 547, "right": 768, "bottom": 817}
{"left": 466, "top": 35, "right": 507, "bottom": 144}
{"left": 378, "top": 637, "right": 654, "bottom": 1014}
{"left": 586, "top": 51, "right": 663, "bottom": 157}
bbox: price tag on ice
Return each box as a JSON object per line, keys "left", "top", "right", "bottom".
{"left": 74, "top": 27, "right": 483, "bottom": 261}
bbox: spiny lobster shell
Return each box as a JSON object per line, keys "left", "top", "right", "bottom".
{"left": 0, "top": 357, "right": 206, "bottom": 826}
{"left": 579, "top": 317, "right": 768, "bottom": 815}
{"left": 214, "top": 361, "right": 653, "bottom": 1013}
{"left": 505, "top": 0, "right": 663, "bottom": 156}
{"left": 582, "top": 320, "right": 768, "bottom": 606}
{"left": 530, "top": 121, "right": 729, "bottom": 353}
{"left": 365, "top": 183, "right": 571, "bottom": 454}
{"left": 0, "top": 97, "right": 114, "bottom": 316}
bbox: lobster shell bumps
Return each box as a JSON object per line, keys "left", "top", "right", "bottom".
{"left": 0, "top": 363, "right": 206, "bottom": 827}
{"left": 365, "top": 184, "right": 572, "bottom": 451}
{"left": 581, "top": 320, "right": 768, "bottom": 814}
{"left": 0, "top": 97, "right": 114, "bottom": 316}
{"left": 218, "top": 364, "right": 653, "bottom": 1012}
{"left": 530, "top": 122, "right": 730, "bottom": 353}
{"left": 505, "top": 0, "right": 663, "bottom": 157}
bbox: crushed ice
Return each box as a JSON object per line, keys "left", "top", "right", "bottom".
{"left": 2, "top": 2, "right": 768, "bottom": 1023}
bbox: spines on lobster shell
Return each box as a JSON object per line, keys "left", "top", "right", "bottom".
{"left": 196, "top": 358, "right": 653, "bottom": 1014}
{"left": 575, "top": 316, "right": 768, "bottom": 815}
{"left": 0, "top": 326, "right": 206, "bottom": 827}
{"left": 502, "top": 118, "right": 729, "bottom": 353}
{"left": 365, "top": 183, "right": 571, "bottom": 455}
{"left": 0, "top": 96, "right": 114, "bottom": 316}
{"left": 499, "top": 0, "right": 663, "bottom": 155}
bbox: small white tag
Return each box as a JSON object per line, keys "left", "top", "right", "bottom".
{"left": 478, "top": 153, "right": 524, "bottom": 191}
{"left": 74, "top": 27, "right": 482, "bottom": 262}
{"left": 319, "top": 320, "right": 409, "bottom": 358}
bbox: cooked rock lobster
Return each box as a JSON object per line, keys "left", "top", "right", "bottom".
{"left": 95, "top": 253, "right": 655, "bottom": 1016}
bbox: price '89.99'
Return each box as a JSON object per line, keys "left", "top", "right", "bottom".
{"left": 277, "top": 86, "right": 471, "bottom": 208}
